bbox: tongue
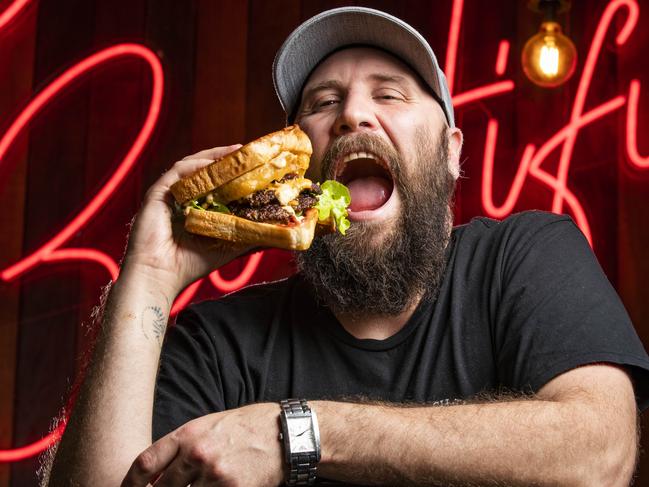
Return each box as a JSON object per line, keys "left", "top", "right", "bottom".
{"left": 347, "top": 176, "right": 392, "bottom": 212}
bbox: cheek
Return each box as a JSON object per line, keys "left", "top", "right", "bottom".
{"left": 377, "top": 109, "right": 439, "bottom": 157}
{"left": 375, "top": 113, "right": 415, "bottom": 157}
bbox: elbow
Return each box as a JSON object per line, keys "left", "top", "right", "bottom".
{"left": 596, "top": 408, "right": 638, "bottom": 487}
{"left": 592, "top": 436, "right": 637, "bottom": 487}
{"left": 573, "top": 426, "right": 638, "bottom": 487}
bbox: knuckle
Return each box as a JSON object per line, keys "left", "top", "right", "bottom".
{"left": 187, "top": 442, "right": 210, "bottom": 465}
{"left": 133, "top": 449, "right": 156, "bottom": 474}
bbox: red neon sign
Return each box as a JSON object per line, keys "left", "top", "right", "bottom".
{"left": 0, "top": 423, "right": 64, "bottom": 463}
{"left": 443, "top": 0, "right": 647, "bottom": 246}
{"left": 626, "top": 79, "right": 649, "bottom": 168}
{"left": 0, "top": 43, "right": 164, "bottom": 462}
{"left": 0, "top": 0, "right": 29, "bottom": 32}
{"left": 0, "top": 44, "right": 164, "bottom": 282}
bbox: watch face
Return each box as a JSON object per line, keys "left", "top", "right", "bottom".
{"left": 288, "top": 417, "right": 316, "bottom": 453}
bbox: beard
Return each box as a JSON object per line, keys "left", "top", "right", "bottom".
{"left": 296, "top": 127, "right": 456, "bottom": 317}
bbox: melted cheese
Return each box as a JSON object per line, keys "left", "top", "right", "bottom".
{"left": 268, "top": 177, "right": 313, "bottom": 205}
{"left": 269, "top": 151, "right": 290, "bottom": 168}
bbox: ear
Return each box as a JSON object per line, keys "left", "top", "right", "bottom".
{"left": 447, "top": 127, "right": 463, "bottom": 180}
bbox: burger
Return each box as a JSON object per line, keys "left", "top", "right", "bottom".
{"left": 170, "top": 125, "right": 350, "bottom": 250}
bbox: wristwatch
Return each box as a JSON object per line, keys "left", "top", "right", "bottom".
{"left": 279, "top": 399, "right": 321, "bottom": 485}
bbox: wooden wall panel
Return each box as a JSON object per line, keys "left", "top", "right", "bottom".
{"left": 77, "top": 0, "right": 148, "bottom": 359}
{"left": 11, "top": 0, "right": 96, "bottom": 484}
{"left": 0, "top": 2, "right": 38, "bottom": 485}
{"left": 245, "top": 0, "right": 300, "bottom": 139}
{"left": 140, "top": 0, "right": 196, "bottom": 191}
{"left": 192, "top": 0, "right": 248, "bottom": 151}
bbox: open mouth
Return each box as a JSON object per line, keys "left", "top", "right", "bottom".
{"left": 335, "top": 152, "right": 394, "bottom": 213}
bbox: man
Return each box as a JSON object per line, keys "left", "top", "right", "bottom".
{"left": 46, "top": 7, "right": 648, "bottom": 487}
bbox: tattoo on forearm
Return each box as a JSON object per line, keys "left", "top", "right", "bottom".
{"left": 141, "top": 306, "right": 167, "bottom": 345}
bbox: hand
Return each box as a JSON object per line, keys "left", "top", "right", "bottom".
{"left": 122, "top": 145, "right": 254, "bottom": 295}
{"left": 121, "top": 403, "right": 285, "bottom": 487}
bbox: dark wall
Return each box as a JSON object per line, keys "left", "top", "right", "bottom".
{"left": 0, "top": 0, "right": 647, "bottom": 485}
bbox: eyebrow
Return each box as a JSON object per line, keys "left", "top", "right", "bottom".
{"left": 301, "top": 73, "right": 413, "bottom": 104}
{"left": 367, "top": 73, "right": 411, "bottom": 86}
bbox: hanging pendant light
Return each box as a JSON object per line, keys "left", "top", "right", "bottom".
{"left": 522, "top": 0, "right": 577, "bottom": 88}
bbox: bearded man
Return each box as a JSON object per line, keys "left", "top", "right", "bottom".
{"left": 46, "top": 7, "right": 649, "bottom": 487}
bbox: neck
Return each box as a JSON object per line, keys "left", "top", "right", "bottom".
{"left": 334, "top": 294, "right": 422, "bottom": 340}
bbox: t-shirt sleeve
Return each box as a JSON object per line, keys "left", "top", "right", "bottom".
{"left": 493, "top": 213, "right": 649, "bottom": 409}
{"left": 153, "top": 307, "right": 226, "bottom": 441}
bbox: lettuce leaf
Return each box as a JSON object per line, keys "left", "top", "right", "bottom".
{"left": 209, "top": 201, "right": 231, "bottom": 214}
{"left": 189, "top": 199, "right": 230, "bottom": 214}
{"left": 315, "top": 180, "right": 351, "bottom": 235}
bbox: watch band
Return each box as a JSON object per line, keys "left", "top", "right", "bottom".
{"left": 280, "top": 399, "right": 320, "bottom": 485}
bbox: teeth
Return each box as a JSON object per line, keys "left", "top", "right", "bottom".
{"left": 342, "top": 151, "right": 377, "bottom": 163}
{"left": 336, "top": 151, "right": 390, "bottom": 180}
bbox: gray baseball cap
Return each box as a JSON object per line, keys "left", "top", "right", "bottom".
{"left": 273, "top": 6, "right": 455, "bottom": 127}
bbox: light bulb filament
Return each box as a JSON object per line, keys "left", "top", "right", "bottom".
{"left": 539, "top": 43, "right": 560, "bottom": 76}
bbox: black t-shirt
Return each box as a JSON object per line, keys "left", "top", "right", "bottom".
{"left": 154, "top": 211, "right": 649, "bottom": 440}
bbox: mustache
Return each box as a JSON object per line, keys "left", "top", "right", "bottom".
{"left": 320, "top": 133, "right": 401, "bottom": 181}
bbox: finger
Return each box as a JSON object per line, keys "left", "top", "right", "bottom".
{"left": 149, "top": 455, "right": 197, "bottom": 487}
{"left": 182, "top": 144, "right": 242, "bottom": 161}
{"left": 121, "top": 436, "right": 180, "bottom": 487}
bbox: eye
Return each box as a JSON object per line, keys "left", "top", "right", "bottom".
{"left": 314, "top": 97, "right": 339, "bottom": 108}
{"left": 374, "top": 88, "right": 406, "bottom": 102}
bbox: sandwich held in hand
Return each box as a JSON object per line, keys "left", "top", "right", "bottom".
{"left": 171, "top": 125, "right": 350, "bottom": 250}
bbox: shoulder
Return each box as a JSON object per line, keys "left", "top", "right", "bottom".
{"left": 452, "top": 210, "right": 583, "bottom": 251}
{"left": 447, "top": 211, "right": 591, "bottom": 287}
{"left": 455, "top": 210, "right": 573, "bottom": 235}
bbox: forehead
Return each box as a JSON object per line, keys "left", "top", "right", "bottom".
{"left": 302, "top": 46, "right": 427, "bottom": 92}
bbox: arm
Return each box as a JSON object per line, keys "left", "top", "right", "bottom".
{"left": 121, "top": 363, "right": 638, "bottom": 487}
{"left": 315, "top": 364, "right": 638, "bottom": 487}
{"left": 45, "top": 144, "right": 251, "bottom": 486}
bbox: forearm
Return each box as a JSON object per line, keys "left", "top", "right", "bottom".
{"left": 47, "top": 264, "right": 178, "bottom": 486}
{"left": 314, "top": 396, "right": 635, "bottom": 487}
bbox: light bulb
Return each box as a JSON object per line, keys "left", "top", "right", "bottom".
{"left": 522, "top": 21, "right": 577, "bottom": 88}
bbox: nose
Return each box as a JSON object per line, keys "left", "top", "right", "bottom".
{"left": 333, "top": 92, "right": 378, "bottom": 135}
